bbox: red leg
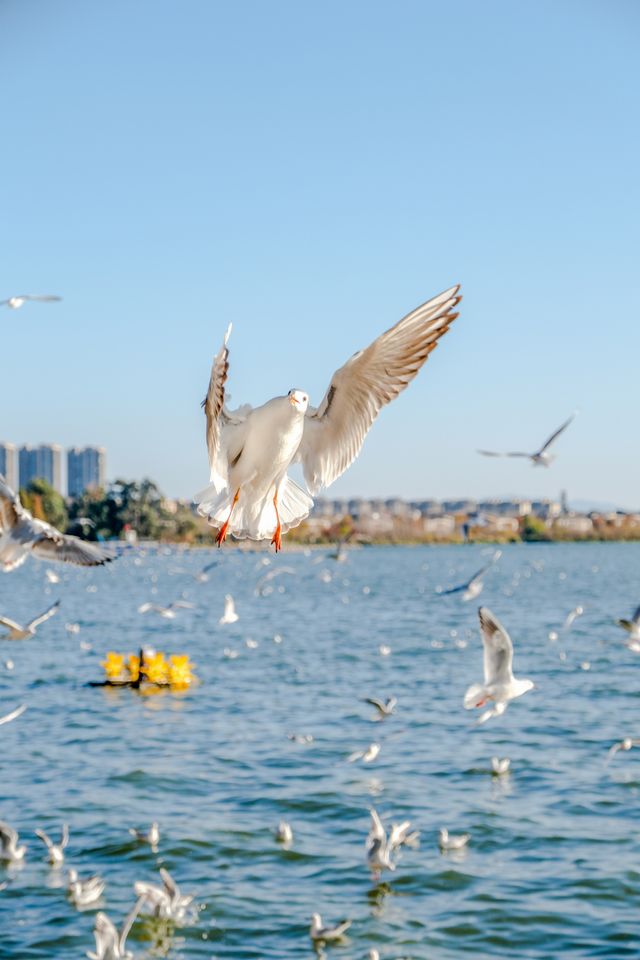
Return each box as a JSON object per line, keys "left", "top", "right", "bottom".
{"left": 271, "top": 491, "right": 282, "bottom": 552}
{"left": 216, "top": 489, "right": 239, "bottom": 548}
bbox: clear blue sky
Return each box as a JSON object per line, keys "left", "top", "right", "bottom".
{"left": 2, "top": 0, "right": 638, "bottom": 506}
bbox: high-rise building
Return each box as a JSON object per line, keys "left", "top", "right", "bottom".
{"left": 19, "top": 444, "right": 63, "bottom": 494}
{"left": 0, "top": 442, "right": 18, "bottom": 488}
{"left": 67, "top": 447, "right": 106, "bottom": 497}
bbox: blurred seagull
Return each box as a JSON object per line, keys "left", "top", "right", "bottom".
{"left": 45, "top": 569, "right": 60, "bottom": 584}
{"left": 193, "top": 559, "right": 218, "bottom": 583}
{"left": 275, "top": 821, "right": 293, "bottom": 846}
{"left": 134, "top": 868, "right": 193, "bottom": 922}
{"left": 0, "top": 474, "right": 113, "bottom": 571}
{"left": 219, "top": 594, "right": 239, "bottom": 624}
{"left": 363, "top": 696, "right": 397, "bottom": 720}
{"left": 129, "top": 822, "right": 159, "bottom": 851}
{"left": 87, "top": 898, "right": 143, "bottom": 960}
{"left": 563, "top": 605, "right": 584, "bottom": 630}
{"left": 0, "top": 703, "right": 26, "bottom": 726}
{"left": 491, "top": 756, "right": 511, "bottom": 776}
{"left": 35, "top": 824, "right": 69, "bottom": 865}
{"left": 137, "top": 600, "right": 194, "bottom": 619}
{"left": 478, "top": 413, "right": 577, "bottom": 467}
{"left": 310, "top": 913, "right": 352, "bottom": 942}
{"left": 196, "top": 287, "right": 461, "bottom": 550}
{"left": 463, "top": 607, "right": 534, "bottom": 723}
{"left": 388, "top": 820, "right": 420, "bottom": 851}
{"left": 438, "top": 551, "right": 501, "bottom": 601}
{"left": 438, "top": 828, "right": 469, "bottom": 851}
{"left": 0, "top": 820, "right": 26, "bottom": 861}
{"left": 0, "top": 294, "right": 61, "bottom": 309}
{"left": 68, "top": 868, "right": 105, "bottom": 908}
{"left": 0, "top": 600, "right": 60, "bottom": 639}
{"left": 607, "top": 737, "right": 640, "bottom": 761}
{"left": 254, "top": 566, "right": 296, "bottom": 596}
{"left": 616, "top": 605, "right": 640, "bottom": 646}
{"left": 348, "top": 742, "right": 381, "bottom": 763}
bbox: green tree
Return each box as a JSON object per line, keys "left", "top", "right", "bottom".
{"left": 520, "top": 514, "right": 550, "bottom": 542}
{"left": 20, "top": 478, "right": 68, "bottom": 530}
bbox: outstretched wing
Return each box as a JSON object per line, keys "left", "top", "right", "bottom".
{"left": 468, "top": 551, "right": 502, "bottom": 588}
{"left": 23, "top": 294, "right": 62, "bottom": 303}
{"left": 538, "top": 413, "right": 576, "bottom": 454}
{"left": 202, "top": 324, "right": 232, "bottom": 485}
{"left": 478, "top": 606, "right": 514, "bottom": 685}
{"left": 632, "top": 605, "right": 640, "bottom": 625}
{"left": 0, "top": 475, "right": 25, "bottom": 532}
{"left": 32, "top": 530, "right": 113, "bottom": 567}
{"left": 26, "top": 600, "right": 60, "bottom": 632}
{"left": 0, "top": 614, "right": 22, "bottom": 632}
{"left": 298, "top": 287, "right": 461, "bottom": 494}
{"left": 478, "top": 449, "right": 531, "bottom": 458}
{"left": 0, "top": 704, "right": 26, "bottom": 726}
{"left": 119, "top": 896, "right": 144, "bottom": 952}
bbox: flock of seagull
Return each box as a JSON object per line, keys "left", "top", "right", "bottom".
{"left": 1, "top": 289, "right": 636, "bottom": 957}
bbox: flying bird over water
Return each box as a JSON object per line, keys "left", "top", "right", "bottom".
{"left": 0, "top": 475, "right": 113, "bottom": 572}
{"left": 464, "top": 607, "right": 534, "bottom": 723}
{"left": 195, "top": 286, "right": 461, "bottom": 550}
{"left": 478, "top": 413, "right": 577, "bottom": 467}
{"left": 616, "top": 605, "right": 640, "bottom": 648}
{"left": 0, "top": 294, "right": 61, "bottom": 309}
{"left": 0, "top": 703, "right": 26, "bottom": 726}
{"left": 438, "top": 551, "right": 501, "bottom": 601}
{"left": 0, "top": 600, "right": 60, "bottom": 639}
{"left": 35, "top": 824, "right": 69, "bottom": 865}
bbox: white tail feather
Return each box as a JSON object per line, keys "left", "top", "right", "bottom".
{"left": 195, "top": 475, "right": 313, "bottom": 542}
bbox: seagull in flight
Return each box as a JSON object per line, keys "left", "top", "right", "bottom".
{"left": 0, "top": 703, "right": 27, "bottom": 726}
{"left": 196, "top": 286, "right": 461, "bottom": 550}
{"left": 617, "top": 605, "right": 640, "bottom": 648}
{"left": 87, "top": 898, "right": 144, "bottom": 960}
{"left": 0, "top": 474, "right": 113, "bottom": 571}
{"left": 438, "top": 551, "right": 501, "bottom": 601}
{"left": 137, "top": 600, "right": 194, "bottom": 619}
{"left": 134, "top": 868, "right": 194, "bottom": 922}
{"left": 363, "top": 696, "right": 397, "bottom": 720}
{"left": 219, "top": 594, "right": 239, "bottom": 624}
{"left": 0, "top": 294, "right": 62, "bottom": 309}
{"left": 0, "top": 600, "right": 60, "bottom": 639}
{"left": 607, "top": 737, "right": 640, "bottom": 761}
{"left": 478, "top": 413, "right": 577, "bottom": 467}
{"left": 463, "top": 607, "right": 534, "bottom": 723}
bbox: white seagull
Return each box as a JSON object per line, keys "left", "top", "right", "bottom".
{"left": 0, "top": 820, "right": 26, "bottom": 862}
{"left": 438, "top": 828, "right": 470, "bottom": 851}
{"left": 137, "top": 600, "right": 194, "bottom": 619}
{"left": 438, "top": 551, "right": 501, "bottom": 601}
{"left": 366, "top": 808, "right": 395, "bottom": 879}
{"left": 0, "top": 600, "right": 60, "bottom": 639}
{"left": 196, "top": 286, "right": 461, "bottom": 550}
{"left": 491, "top": 756, "right": 511, "bottom": 776}
{"left": 275, "top": 821, "right": 293, "bottom": 846}
{"left": 0, "top": 474, "right": 113, "bottom": 572}
{"left": 134, "top": 868, "right": 193, "bottom": 922}
{"left": 363, "top": 696, "right": 397, "bottom": 720}
{"left": 129, "top": 822, "right": 159, "bottom": 851}
{"left": 607, "top": 737, "right": 640, "bottom": 761}
{"left": 617, "top": 605, "right": 640, "bottom": 648}
{"left": 0, "top": 703, "right": 26, "bottom": 726}
{"left": 0, "top": 294, "right": 62, "bottom": 309}
{"left": 87, "top": 898, "right": 143, "bottom": 960}
{"left": 219, "top": 594, "right": 239, "bottom": 624}
{"left": 478, "top": 413, "right": 576, "bottom": 467}
{"left": 35, "top": 824, "right": 69, "bottom": 865}
{"left": 348, "top": 742, "right": 381, "bottom": 763}
{"left": 463, "top": 607, "right": 534, "bottom": 723}
{"left": 68, "top": 868, "right": 106, "bottom": 908}
{"left": 310, "top": 913, "right": 352, "bottom": 942}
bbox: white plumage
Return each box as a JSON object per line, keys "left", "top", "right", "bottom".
{"left": 195, "top": 286, "right": 461, "bottom": 549}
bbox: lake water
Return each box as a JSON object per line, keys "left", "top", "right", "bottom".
{"left": 1, "top": 542, "right": 639, "bottom": 959}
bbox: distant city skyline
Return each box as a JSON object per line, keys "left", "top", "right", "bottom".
{"left": 0, "top": 441, "right": 105, "bottom": 498}
{"left": 1, "top": 2, "right": 638, "bottom": 507}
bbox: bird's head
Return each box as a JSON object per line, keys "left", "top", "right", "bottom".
{"left": 288, "top": 389, "right": 309, "bottom": 412}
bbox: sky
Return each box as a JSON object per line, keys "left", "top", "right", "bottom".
{"left": 1, "top": 0, "right": 638, "bottom": 507}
